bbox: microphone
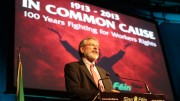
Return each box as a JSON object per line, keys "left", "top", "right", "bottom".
{"left": 115, "top": 73, "right": 151, "bottom": 94}
{"left": 105, "top": 72, "right": 110, "bottom": 77}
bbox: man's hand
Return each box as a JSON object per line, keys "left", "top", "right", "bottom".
{"left": 111, "top": 89, "right": 120, "bottom": 93}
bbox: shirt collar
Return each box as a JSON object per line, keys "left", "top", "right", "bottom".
{"left": 82, "top": 58, "right": 95, "bottom": 67}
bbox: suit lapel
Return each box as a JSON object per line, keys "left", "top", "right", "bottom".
{"left": 96, "top": 66, "right": 108, "bottom": 89}
{"left": 79, "top": 61, "right": 97, "bottom": 87}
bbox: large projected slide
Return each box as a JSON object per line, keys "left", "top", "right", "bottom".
{"left": 14, "top": 0, "right": 174, "bottom": 100}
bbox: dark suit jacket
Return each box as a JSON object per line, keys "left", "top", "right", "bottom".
{"left": 64, "top": 60, "right": 113, "bottom": 101}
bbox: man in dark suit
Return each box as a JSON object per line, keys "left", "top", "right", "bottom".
{"left": 64, "top": 37, "right": 119, "bottom": 101}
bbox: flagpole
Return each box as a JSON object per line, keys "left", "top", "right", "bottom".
{"left": 16, "top": 47, "right": 21, "bottom": 95}
{"left": 16, "top": 47, "right": 25, "bottom": 101}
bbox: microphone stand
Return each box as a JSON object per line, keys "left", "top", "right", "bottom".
{"left": 93, "top": 73, "right": 110, "bottom": 101}
{"left": 92, "top": 91, "right": 100, "bottom": 101}
{"left": 145, "top": 84, "right": 151, "bottom": 94}
{"left": 115, "top": 73, "right": 152, "bottom": 94}
{"left": 93, "top": 78, "right": 109, "bottom": 101}
{"left": 92, "top": 80, "right": 101, "bottom": 101}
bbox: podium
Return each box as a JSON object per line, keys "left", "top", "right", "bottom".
{"left": 99, "top": 92, "right": 165, "bottom": 101}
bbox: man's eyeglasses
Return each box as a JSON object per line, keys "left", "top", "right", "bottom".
{"left": 84, "top": 43, "right": 99, "bottom": 48}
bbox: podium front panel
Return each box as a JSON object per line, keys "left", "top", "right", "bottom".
{"left": 100, "top": 92, "right": 165, "bottom": 101}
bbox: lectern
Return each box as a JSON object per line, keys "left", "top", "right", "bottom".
{"left": 98, "top": 92, "right": 165, "bottom": 101}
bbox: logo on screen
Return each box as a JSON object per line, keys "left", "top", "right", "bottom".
{"left": 113, "top": 82, "right": 131, "bottom": 91}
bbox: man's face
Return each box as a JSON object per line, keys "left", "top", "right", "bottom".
{"left": 81, "top": 39, "right": 99, "bottom": 62}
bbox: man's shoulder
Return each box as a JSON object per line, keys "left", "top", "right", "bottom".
{"left": 96, "top": 65, "right": 104, "bottom": 69}
{"left": 67, "top": 61, "right": 79, "bottom": 64}
{"left": 96, "top": 65, "right": 106, "bottom": 72}
{"left": 65, "top": 61, "right": 79, "bottom": 66}
{"left": 64, "top": 61, "right": 85, "bottom": 72}
{"left": 65, "top": 60, "right": 84, "bottom": 67}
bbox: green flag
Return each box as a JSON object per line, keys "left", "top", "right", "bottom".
{"left": 16, "top": 49, "right": 25, "bottom": 101}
